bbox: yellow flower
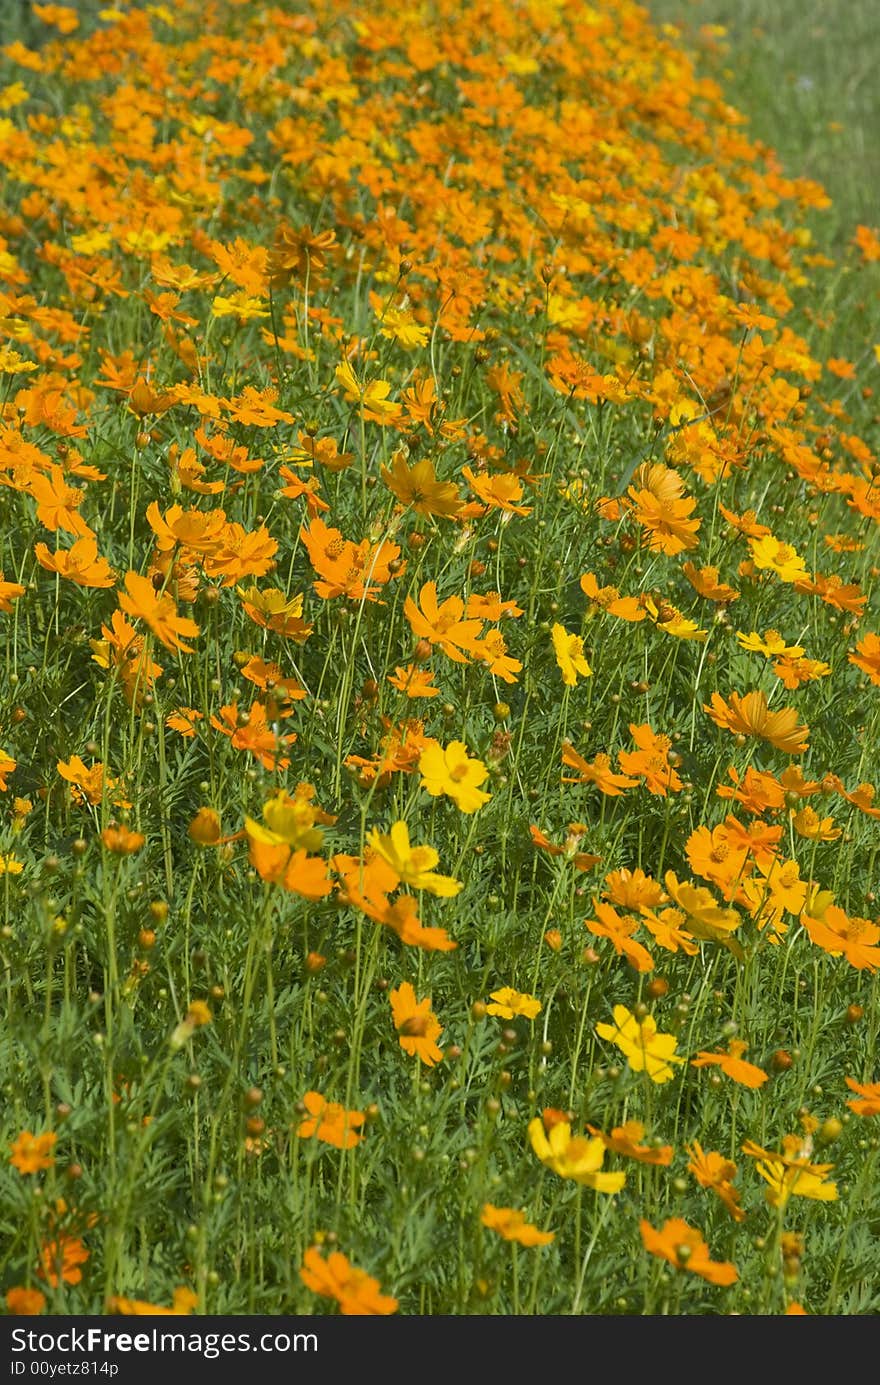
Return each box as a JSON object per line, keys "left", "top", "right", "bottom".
{"left": 418, "top": 741, "right": 491, "bottom": 814}
{"left": 528, "top": 1117, "right": 626, "bottom": 1192}
{"left": 663, "top": 872, "right": 743, "bottom": 956}
{"left": 748, "top": 536, "right": 809, "bottom": 583}
{"left": 334, "top": 360, "right": 402, "bottom": 424}
{"left": 0, "top": 853, "right": 23, "bottom": 876}
{"left": 379, "top": 451, "right": 462, "bottom": 518}
{"left": 742, "top": 1136, "right": 838, "bottom": 1209}
{"left": 211, "top": 293, "right": 269, "bottom": 320}
{"left": 595, "top": 1004, "right": 684, "bottom": 1084}
{"left": 736, "top": 629, "right": 804, "bottom": 658}
{"left": 169, "top": 1000, "right": 212, "bottom": 1051}
{"left": 245, "top": 789, "right": 325, "bottom": 853}
{"left": 792, "top": 806, "right": 841, "bottom": 842}
{"left": 366, "top": 821, "right": 463, "bottom": 897}
{"left": 551, "top": 622, "right": 592, "bottom": 686}
{"left": 378, "top": 305, "right": 430, "bottom": 349}
{"left": 640, "top": 595, "right": 706, "bottom": 641}
{"left": 486, "top": 987, "right": 542, "bottom": 1019}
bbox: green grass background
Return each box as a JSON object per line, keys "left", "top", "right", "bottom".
{"left": 650, "top": 0, "right": 879, "bottom": 231}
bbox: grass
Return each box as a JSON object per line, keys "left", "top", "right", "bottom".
{"left": 0, "top": 0, "right": 879, "bottom": 1318}
{"left": 650, "top": 0, "right": 880, "bottom": 232}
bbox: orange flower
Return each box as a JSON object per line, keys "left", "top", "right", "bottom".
{"left": 296, "top": 1092, "right": 365, "bottom": 1150}
{"left": 108, "top": 1287, "right": 198, "bottom": 1315}
{"left": 640, "top": 1218, "right": 737, "bottom": 1286}
{"left": 128, "top": 379, "right": 176, "bottom": 418}
{"left": 681, "top": 562, "right": 739, "bottom": 604}
{"left": 686, "top": 822, "right": 751, "bottom": 896}
{"left": 686, "top": 1142, "right": 746, "bottom": 1222}
{"left": 57, "top": 757, "right": 129, "bottom": 809}
{"left": 461, "top": 465, "right": 533, "bottom": 515}
{"left": 26, "top": 467, "right": 92, "bottom": 538}
{"left": 716, "top": 764, "right": 785, "bottom": 816}
{"left": 561, "top": 743, "right": 637, "bottom": 796}
{"left": 640, "top": 906, "right": 700, "bottom": 956}
{"left": 389, "top": 981, "right": 443, "bottom": 1065}
{"left": 387, "top": 665, "right": 440, "bottom": 699}
{"left": 300, "top": 516, "right": 403, "bottom": 602}
{"left": 100, "top": 825, "right": 145, "bottom": 855}
{"left": 849, "top": 633, "right": 880, "bottom": 686}
{"left": 0, "top": 573, "right": 26, "bottom": 613}
{"left": 802, "top": 905, "right": 880, "bottom": 971}
{"left": 704, "top": 690, "right": 809, "bottom": 754}
{"left": 825, "top": 777, "right": 880, "bottom": 821}
{"left": 277, "top": 468, "right": 330, "bottom": 519}
{"left": 166, "top": 707, "right": 203, "bottom": 739}
{"left": 34, "top": 536, "right": 115, "bottom": 587}
{"left": 380, "top": 451, "right": 462, "bottom": 518}
{"left": 118, "top": 572, "right": 200, "bottom": 654}
{"left": 269, "top": 223, "right": 337, "bottom": 288}
{"left": 691, "top": 1039, "right": 768, "bottom": 1088}
{"left": 481, "top": 1205, "right": 554, "bottom": 1247}
{"left": 5, "top": 1287, "right": 47, "bottom": 1315}
{"left": 238, "top": 656, "right": 306, "bottom": 704}
{"left": 9, "top": 1131, "right": 57, "bottom": 1174}
{"left": 38, "top": 1234, "right": 89, "bottom": 1288}
{"left": 529, "top": 824, "right": 601, "bottom": 873}
{"left": 188, "top": 808, "right": 221, "bottom": 845}
{"left": 299, "top": 1247, "right": 397, "bottom": 1316}
{"left": 579, "top": 571, "right": 646, "bottom": 622}
{"left": 845, "top": 1077, "right": 880, "bottom": 1117}
{"left": 618, "top": 723, "right": 683, "bottom": 797}
{"left": 0, "top": 749, "right": 16, "bottom": 793}
{"left": 626, "top": 464, "right": 700, "bottom": 554}
{"left": 587, "top": 901, "right": 654, "bottom": 972}
{"left": 146, "top": 502, "right": 227, "bottom": 557}
{"left": 854, "top": 224, "right": 880, "bottom": 262}
{"left": 211, "top": 702, "right": 297, "bottom": 773}
{"left": 586, "top": 1120, "right": 673, "bottom": 1166}
{"left": 90, "top": 610, "right": 163, "bottom": 706}
{"left": 370, "top": 892, "right": 457, "bottom": 952}
{"left": 403, "top": 581, "right": 485, "bottom": 664}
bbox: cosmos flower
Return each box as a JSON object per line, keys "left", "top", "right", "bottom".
{"left": 389, "top": 981, "right": 444, "bottom": 1066}
{"left": 367, "top": 822, "right": 462, "bottom": 897}
{"left": 640, "top": 1218, "right": 737, "bottom": 1285}
{"left": 481, "top": 1205, "right": 554, "bottom": 1246}
{"left": 528, "top": 1116, "right": 626, "bottom": 1192}
{"left": 486, "top": 987, "right": 542, "bottom": 1019}
{"left": 551, "top": 622, "right": 592, "bottom": 686}
{"left": 300, "top": 1247, "right": 397, "bottom": 1316}
{"left": 418, "top": 740, "right": 491, "bottom": 813}
{"left": 595, "top": 1005, "right": 684, "bottom": 1083}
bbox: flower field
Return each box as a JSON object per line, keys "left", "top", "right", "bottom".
{"left": 1, "top": 0, "right": 879, "bottom": 1317}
